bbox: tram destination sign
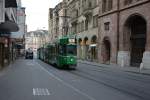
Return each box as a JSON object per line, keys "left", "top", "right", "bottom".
{"left": 69, "top": 38, "right": 75, "bottom": 43}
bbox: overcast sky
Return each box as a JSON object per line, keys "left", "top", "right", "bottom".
{"left": 21, "top": 0, "right": 62, "bottom": 32}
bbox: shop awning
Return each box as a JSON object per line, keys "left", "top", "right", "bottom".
{"left": 90, "top": 44, "right": 97, "bottom": 47}
{"left": 0, "top": 20, "right": 19, "bottom": 32}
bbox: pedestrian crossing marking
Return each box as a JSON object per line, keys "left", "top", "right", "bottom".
{"left": 27, "top": 63, "right": 34, "bottom": 66}
{"left": 33, "top": 88, "right": 50, "bottom": 96}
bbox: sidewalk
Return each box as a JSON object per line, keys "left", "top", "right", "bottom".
{"left": 78, "top": 60, "right": 150, "bottom": 75}
{"left": 0, "top": 63, "right": 13, "bottom": 77}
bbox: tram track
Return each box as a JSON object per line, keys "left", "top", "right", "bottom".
{"left": 78, "top": 63, "right": 150, "bottom": 84}
{"left": 68, "top": 68, "right": 150, "bottom": 100}
{"left": 36, "top": 60, "right": 150, "bottom": 100}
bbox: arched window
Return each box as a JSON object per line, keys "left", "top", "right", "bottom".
{"left": 124, "top": 0, "right": 133, "bottom": 6}
{"left": 102, "top": 0, "right": 113, "bottom": 13}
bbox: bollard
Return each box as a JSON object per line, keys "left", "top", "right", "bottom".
{"left": 139, "top": 63, "right": 144, "bottom": 73}
{"left": 121, "top": 59, "right": 124, "bottom": 67}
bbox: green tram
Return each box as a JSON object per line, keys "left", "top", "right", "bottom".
{"left": 37, "top": 36, "right": 77, "bottom": 69}
{"left": 37, "top": 47, "right": 45, "bottom": 60}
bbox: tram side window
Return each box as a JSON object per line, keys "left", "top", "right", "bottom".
{"left": 59, "top": 45, "right": 66, "bottom": 55}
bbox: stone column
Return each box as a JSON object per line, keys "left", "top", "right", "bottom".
{"left": 142, "top": 22, "right": 150, "bottom": 69}
{"left": 81, "top": 45, "right": 85, "bottom": 60}
{"left": 98, "top": 42, "right": 105, "bottom": 64}
{"left": 118, "top": 51, "right": 130, "bottom": 67}
{"left": 117, "top": 25, "right": 131, "bottom": 67}
{"left": 84, "top": 45, "right": 87, "bottom": 60}
{"left": 77, "top": 45, "right": 80, "bottom": 59}
{"left": 77, "top": 45, "right": 82, "bottom": 59}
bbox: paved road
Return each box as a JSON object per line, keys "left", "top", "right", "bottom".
{"left": 0, "top": 59, "right": 149, "bottom": 100}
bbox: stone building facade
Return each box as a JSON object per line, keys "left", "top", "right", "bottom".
{"left": 48, "top": 8, "right": 54, "bottom": 42}
{"left": 49, "top": 0, "right": 150, "bottom": 68}
{"left": 48, "top": 2, "right": 66, "bottom": 43}
{"left": 98, "top": 0, "right": 150, "bottom": 68}
{"left": 25, "top": 30, "right": 48, "bottom": 51}
{"left": 25, "top": 30, "right": 48, "bottom": 57}
{"left": 65, "top": 0, "right": 100, "bottom": 62}
{"left": 48, "top": 0, "right": 100, "bottom": 62}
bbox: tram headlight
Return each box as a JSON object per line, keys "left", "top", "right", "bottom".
{"left": 71, "top": 58, "right": 73, "bottom": 62}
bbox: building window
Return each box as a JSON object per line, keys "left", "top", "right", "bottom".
{"left": 77, "top": 23, "right": 79, "bottom": 33}
{"left": 104, "top": 22, "right": 110, "bottom": 31}
{"left": 102, "top": 0, "right": 107, "bottom": 12}
{"left": 93, "top": 15, "right": 98, "bottom": 28}
{"left": 85, "top": 19, "right": 88, "bottom": 30}
{"left": 124, "top": 0, "right": 133, "bottom": 5}
{"left": 50, "top": 12, "right": 53, "bottom": 19}
{"left": 102, "top": 0, "right": 113, "bottom": 13}
{"left": 81, "top": 21, "right": 84, "bottom": 32}
{"left": 108, "top": 0, "right": 113, "bottom": 11}
{"left": 77, "top": 22, "right": 82, "bottom": 33}
{"left": 88, "top": 1, "right": 92, "bottom": 8}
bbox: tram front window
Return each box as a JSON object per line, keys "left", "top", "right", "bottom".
{"left": 66, "top": 45, "right": 77, "bottom": 55}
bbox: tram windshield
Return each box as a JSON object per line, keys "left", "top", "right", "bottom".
{"left": 59, "top": 45, "right": 77, "bottom": 55}
{"left": 66, "top": 45, "right": 77, "bottom": 55}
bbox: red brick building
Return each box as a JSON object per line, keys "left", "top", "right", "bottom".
{"left": 98, "top": 0, "right": 150, "bottom": 68}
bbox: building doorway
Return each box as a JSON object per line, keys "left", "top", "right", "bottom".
{"left": 102, "top": 38, "right": 111, "bottom": 64}
{"left": 84, "top": 37, "right": 89, "bottom": 60}
{"left": 90, "top": 36, "right": 97, "bottom": 61}
{"left": 125, "top": 15, "right": 146, "bottom": 67}
{"left": 78, "top": 38, "right": 82, "bottom": 59}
